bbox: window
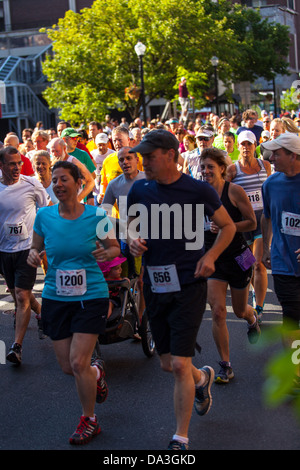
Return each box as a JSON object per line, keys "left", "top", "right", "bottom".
{"left": 287, "top": 0, "right": 295, "bottom": 11}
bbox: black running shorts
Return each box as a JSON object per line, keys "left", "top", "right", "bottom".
{"left": 143, "top": 280, "right": 207, "bottom": 357}
{"left": 0, "top": 250, "right": 37, "bottom": 290}
{"left": 41, "top": 297, "right": 109, "bottom": 340}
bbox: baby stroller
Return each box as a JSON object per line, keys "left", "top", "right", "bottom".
{"left": 94, "top": 247, "right": 155, "bottom": 359}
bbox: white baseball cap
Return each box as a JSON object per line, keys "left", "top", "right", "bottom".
{"left": 261, "top": 133, "right": 300, "bottom": 154}
{"left": 196, "top": 129, "right": 214, "bottom": 139}
{"left": 237, "top": 130, "right": 256, "bottom": 145}
{"left": 95, "top": 133, "right": 109, "bottom": 144}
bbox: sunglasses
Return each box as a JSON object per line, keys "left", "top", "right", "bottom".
{"left": 197, "top": 136, "right": 211, "bottom": 141}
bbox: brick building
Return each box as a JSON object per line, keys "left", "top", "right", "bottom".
{"left": 231, "top": 1, "right": 300, "bottom": 112}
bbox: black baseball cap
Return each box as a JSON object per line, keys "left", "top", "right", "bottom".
{"left": 129, "top": 129, "right": 179, "bottom": 154}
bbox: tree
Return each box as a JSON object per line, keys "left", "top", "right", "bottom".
{"left": 280, "top": 86, "right": 300, "bottom": 113}
{"left": 41, "top": 0, "right": 291, "bottom": 124}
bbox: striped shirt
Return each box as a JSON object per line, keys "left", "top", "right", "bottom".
{"left": 233, "top": 160, "right": 268, "bottom": 212}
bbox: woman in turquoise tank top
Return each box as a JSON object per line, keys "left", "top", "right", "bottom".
{"left": 28, "top": 161, "right": 120, "bottom": 446}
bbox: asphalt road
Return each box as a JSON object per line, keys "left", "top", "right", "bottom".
{"left": 0, "top": 268, "right": 299, "bottom": 455}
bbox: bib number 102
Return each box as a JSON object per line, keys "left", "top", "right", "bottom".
{"left": 285, "top": 216, "right": 300, "bottom": 228}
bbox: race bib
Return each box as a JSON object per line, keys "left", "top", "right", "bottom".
{"left": 235, "top": 248, "right": 256, "bottom": 271}
{"left": 246, "top": 189, "right": 263, "bottom": 210}
{"left": 204, "top": 215, "right": 211, "bottom": 231}
{"left": 281, "top": 211, "right": 300, "bottom": 237}
{"left": 4, "top": 222, "right": 28, "bottom": 241}
{"left": 147, "top": 264, "right": 181, "bottom": 293}
{"left": 56, "top": 269, "right": 87, "bottom": 296}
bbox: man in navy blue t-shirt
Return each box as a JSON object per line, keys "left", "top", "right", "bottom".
{"left": 236, "top": 108, "right": 263, "bottom": 145}
{"left": 127, "top": 129, "right": 236, "bottom": 450}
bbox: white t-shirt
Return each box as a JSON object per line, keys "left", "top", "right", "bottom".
{"left": 90, "top": 148, "right": 115, "bottom": 195}
{"left": 0, "top": 175, "right": 50, "bottom": 252}
{"left": 91, "top": 148, "right": 115, "bottom": 173}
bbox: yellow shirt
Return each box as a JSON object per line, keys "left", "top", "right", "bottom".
{"left": 100, "top": 152, "right": 143, "bottom": 217}
{"left": 86, "top": 140, "right": 97, "bottom": 152}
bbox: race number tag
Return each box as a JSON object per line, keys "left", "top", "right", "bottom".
{"left": 147, "top": 265, "right": 181, "bottom": 293}
{"left": 281, "top": 211, "right": 300, "bottom": 237}
{"left": 4, "top": 222, "right": 28, "bottom": 241}
{"left": 56, "top": 269, "right": 87, "bottom": 296}
{"left": 246, "top": 189, "right": 263, "bottom": 210}
{"left": 204, "top": 215, "right": 211, "bottom": 232}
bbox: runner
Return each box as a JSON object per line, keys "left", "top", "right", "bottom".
{"left": 27, "top": 160, "right": 120, "bottom": 445}
{"left": 261, "top": 133, "right": 300, "bottom": 392}
{"left": 200, "top": 147, "right": 260, "bottom": 384}
{"left": 226, "top": 130, "right": 271, "bottom": 323}
{"left": 0, "top": 146, "right": 50, "bottom": 364}
{"left": 127, "top": 129, "right": 236, "bottom": 450}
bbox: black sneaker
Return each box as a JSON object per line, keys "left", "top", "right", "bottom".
{"left": 247, "top": 311, "right": 261, "bottom": 344}
{"left": 194, "top": 366, "right": 214, "bottom": 416}
{"left": 36, "top": 315, "right": 47, "bottom": 340}
{"left": 6, "top": 342, "right": 22, "bottom": 365}
{"left": 69, "top": 415, "right": 101, "bottom": 445}
{"left": 92, "top": 358, "right": 108, "bottom": 404}
{"left": 215, "top": 361, "right": 234, "bottom": 384}
{"left": 167, "top": 439, "right": 188, "bottom": 450}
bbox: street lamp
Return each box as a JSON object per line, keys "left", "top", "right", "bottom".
{"left": 210, "top": 56, "right": 219, "bottom": 116}
{"left": 135, "top": 41, "right": 147, "bottom": 125}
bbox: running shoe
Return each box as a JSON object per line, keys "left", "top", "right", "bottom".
{"left": 194, "top": 366, "right": 215, "bottom": 416}
{"left": 214, "top": 361, "right": 234, "bottom": 384}
{"left": 6, "top": 342, "right": 22, "bottom": 365}
{"left": 69, "top": 415, "right": 101, "bottom": 445}
{"left": 247, "top": 311, "right": 261, "bottom": 344}
{"left": 92, "top": 358, "right": 108, "bottom": 404}
{"left": 167, "top": 439, "right": 189, "bottom": 450}
{"left": 254, "top": 306, "right": 264, "bottom": 324}
{"left": 36, "top": 315, "right": 47, "bottom": 340}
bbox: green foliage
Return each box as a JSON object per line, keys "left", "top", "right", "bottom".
{"left": 280, "top": 87, "right": 299, "bottom": 112}
{"left": 41, "top": 0, "right": 291, "bottom": 124}
{"left": 258, "top": 325, "right": 300, "bottom": 420}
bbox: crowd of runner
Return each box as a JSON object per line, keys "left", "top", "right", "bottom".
{"left": 0, "top": 106, "right": 299, "bottom": 450}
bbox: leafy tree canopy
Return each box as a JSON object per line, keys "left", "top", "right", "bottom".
{"left": 41, "top": 0, "right": 290, "bottom": 124}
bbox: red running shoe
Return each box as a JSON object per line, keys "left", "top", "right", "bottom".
{"left": 69, "top": 416, "right": 101, "bottom": 445}
{"left": 92, "top": 358, "right": 108, "bottom": 404}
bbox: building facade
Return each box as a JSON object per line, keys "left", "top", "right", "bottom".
{"left": 0, "top": 0, "right": 94, "bottom": 139}
{"left": 232, "top": 1, "right": 300, "bottom": 112}
{"left": 0, "top": 0, "right": 299, "bottom": 139}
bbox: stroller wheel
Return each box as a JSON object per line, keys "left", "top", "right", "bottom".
{"left": 140, "top": 310, "right": 155, "bottom": 358}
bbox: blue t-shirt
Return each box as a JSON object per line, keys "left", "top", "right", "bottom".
{"left": 262, "top": 172, "right": 300, "bottom": 277}
{"left": 34, "top": 204, "right": 112, "bottom": 300}
{"left": 127, "top": 173, "right": 222, "bottom": 285}
{"left": 237, "top": 125, "right": 262, "bottom": 144}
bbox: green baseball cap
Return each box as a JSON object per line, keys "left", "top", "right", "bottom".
{"left": 61, "top": 127, "right": 81, "bottom": 138}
